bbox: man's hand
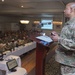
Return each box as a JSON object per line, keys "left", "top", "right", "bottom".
{"left": 50, "top": 31, "right": 59, "bottom": 42}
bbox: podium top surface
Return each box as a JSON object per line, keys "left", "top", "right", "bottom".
{"left": 36, "top": 35, "right": 53, "bottom": 43}
{"left": 30, "top": 33, "right": 53, "bottom": 47}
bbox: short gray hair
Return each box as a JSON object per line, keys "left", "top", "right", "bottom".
{"left": 67, "top": 2, "right": 75, "bottom": 10}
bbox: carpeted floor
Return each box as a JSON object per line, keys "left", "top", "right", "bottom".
{"left": 45, "top": 55, "right": 60, "bottom": 75}
{"left": 27, "top": 55, "right": 60, "bottom": 75}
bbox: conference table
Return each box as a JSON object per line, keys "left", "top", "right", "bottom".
{"left": 0, "top": 42, "right": 36, "bottom": 75}
{"left": 0, "top": 55, "right": 27, "bottom": 75}
{"left": 0, "top": 55, "right": 21, "bottom": 73}
{"left": 3, "top": 41, "right": 36, "bottom": 59}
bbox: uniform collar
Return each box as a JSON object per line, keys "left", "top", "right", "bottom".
{"left": 65, "top": 17, "right": 75, "bottom": 25}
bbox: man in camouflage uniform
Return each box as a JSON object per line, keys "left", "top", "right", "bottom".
{"left": 51, "top": 2, "right": 75, "bottom": 75}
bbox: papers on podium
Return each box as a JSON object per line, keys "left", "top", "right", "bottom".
{"left": 36, "top": 35, "right": 53, "bottom": 45}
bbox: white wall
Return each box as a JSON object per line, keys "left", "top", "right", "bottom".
{"left": 11, "top": 23, "right": 19, "bottom": 31}
{"left": 0, "top": 15, "right": 20, "bottom": 32}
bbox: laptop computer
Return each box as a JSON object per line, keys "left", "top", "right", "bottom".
{"left": 6, "top": 59, "right": 18, "bottom": 72}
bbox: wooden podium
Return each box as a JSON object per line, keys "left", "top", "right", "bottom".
{"left": 36, "top": 42, "right": 50, "bottom": 75}
{"left": 30, "top": 33, "right": 53, "bottom": 75}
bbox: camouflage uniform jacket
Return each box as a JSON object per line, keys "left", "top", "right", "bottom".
{"left": 55, "top": 17, "right": 75, "bottom": 67}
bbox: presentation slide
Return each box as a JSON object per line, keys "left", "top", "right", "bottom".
{"left": 41, "top": 19, "right": 53, "bottom": 30}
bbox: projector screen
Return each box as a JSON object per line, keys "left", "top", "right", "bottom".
{"left": 41, "top": 19, "right": 53, "bottom": 30}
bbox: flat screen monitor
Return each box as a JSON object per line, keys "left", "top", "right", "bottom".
{"left": 41, "top": 19, "right": 53, "bottom": 30}
{"left": 6, "top": 59, "right": 18, "bottom": 72}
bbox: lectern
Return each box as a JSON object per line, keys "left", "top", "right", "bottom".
{"left": 36, "top": 43, "right": 50, "bottom": 75}
{"left": 30, "top": 34, "right": 53, "bottom": 75}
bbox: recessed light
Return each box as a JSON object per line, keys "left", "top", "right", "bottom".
{"left": 21, "top": 5, "right": 24, "bottom": 8}
{"left": 2, "top": 0, "right": 4, "bottom": 2}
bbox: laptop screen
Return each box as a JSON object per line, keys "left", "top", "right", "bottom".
{"left": 6, "top": 59, "right": 18, "bottom": 71}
